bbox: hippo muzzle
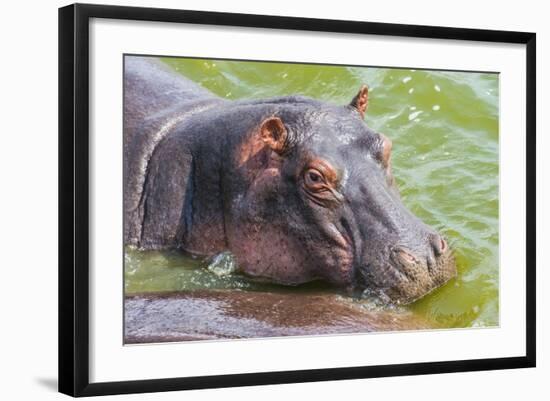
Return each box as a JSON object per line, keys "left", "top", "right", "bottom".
{"left": 358, "top": 235, "right": 456, "bottom": 305}
{"left": 344, "top": 160, "right": 457, "bottom": 304}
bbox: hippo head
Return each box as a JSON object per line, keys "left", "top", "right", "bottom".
{"left": 229, "top": 86, "right": 457, "bottom": 305}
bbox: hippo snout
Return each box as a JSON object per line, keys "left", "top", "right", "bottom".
{"left": 361, "top": 233, "right": 457, "bottom": 305}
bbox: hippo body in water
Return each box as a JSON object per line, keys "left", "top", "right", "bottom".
{"left": 124, "top": 56, "right": 456, "bottom": 304}
{"left": 124, "top": 290, "right": 434, "bottom": 343}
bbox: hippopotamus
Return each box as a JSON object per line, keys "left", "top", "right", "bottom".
{"left": 124, "top": 56, "right": 457, "bottom": 305}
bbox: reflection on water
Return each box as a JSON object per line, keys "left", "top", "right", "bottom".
{"left": 125, "top": 58, "right": 499, "bottom": 329}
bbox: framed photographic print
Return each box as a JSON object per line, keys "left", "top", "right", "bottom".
{"left": 58, "top": 3, "right": 536, "bottom": 397}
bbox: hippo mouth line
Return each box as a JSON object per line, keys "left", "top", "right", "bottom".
{"left": 357, "top": 262, "right": 410, "bottom": 289}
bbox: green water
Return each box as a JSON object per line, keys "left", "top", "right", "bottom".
{"left": 125, "top": 57, "right": 499, "bottom": 329}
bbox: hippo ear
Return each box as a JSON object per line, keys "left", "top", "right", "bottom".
{"left": 260, "top": 116, "right": 288, "bottom": 155}
{"left": 349, "top": 85, "right": 369, "bottom": 119}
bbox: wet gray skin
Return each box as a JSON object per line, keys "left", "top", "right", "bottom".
{"left": 124, "top": 291, "right": 434, "bottom": 343}
{"left": 124, "top": 56, "right": 457, "bottom": 305}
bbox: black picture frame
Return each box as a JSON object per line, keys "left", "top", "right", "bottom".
{"left": 58, "top": 3, "right": 536, "bottom": 397}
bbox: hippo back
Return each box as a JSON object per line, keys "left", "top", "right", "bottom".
{"left": 124, "top": 57, "right": 215, "bottom": 144}
{"left": 124, "top": 57, "right": 223, "bottom": 246}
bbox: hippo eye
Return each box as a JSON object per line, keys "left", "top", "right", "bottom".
{"left": 309, "top": 171, "right": 321, "bottom": 182}
{"left": 304, "top": 169, "right": 326, "bottom": 191}
{"left": 302, "top": 163, "right": 343, "bottom": 206}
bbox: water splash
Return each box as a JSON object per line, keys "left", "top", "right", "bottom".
{"left": 206, "top": 251, "right": 238, "bottom": 277}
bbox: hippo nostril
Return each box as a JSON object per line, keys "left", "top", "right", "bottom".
{"left": 430, "top": 234, "right": 447, "bottom": 257}
{"left": 440, "top": 238, "right": 447, "bottom": 253}
{"left": 393, "top": 248, "right": 419, "bottom": 266}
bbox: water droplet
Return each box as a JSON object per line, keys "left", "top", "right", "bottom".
{"left": 434, "top": 84, "right": 441, "bottom": 92}
{"left": 432, "top": 105, "right": 440, "bottom": 111}
{"left": 402, "top": 76, "right": 412, "bottom": 84}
